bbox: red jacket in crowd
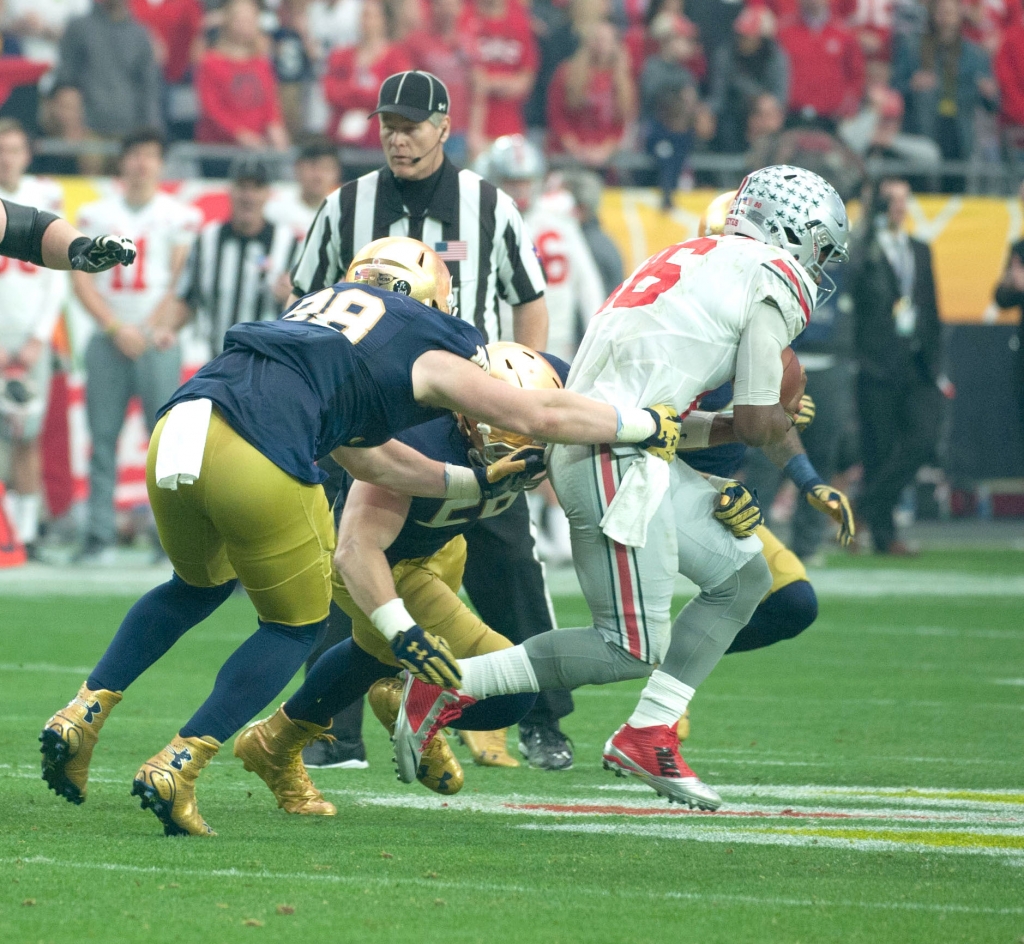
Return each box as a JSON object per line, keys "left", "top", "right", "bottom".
{"left": 462, "top": 0, "right": 537, "bottom": 139}
{"left": 777, "top": 13, "right": 865, "bottom": 120}
{"left": 995, "top": 18, "right": 1024, "bottom": 126}
{"left": 324, "top": 45, "right": 411, "bottom": 146}
{"left": 546, "top": 63, "right": 626, "bottom": 153}
{"left": 195, "top": 51, "right": 284, "bottom": 143}
{"left": 130, "top": 0, "right": 205, "bottom": 84}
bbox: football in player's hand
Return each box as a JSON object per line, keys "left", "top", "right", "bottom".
{"left": 780, "top": 347, "right": 806, "bottom": 412}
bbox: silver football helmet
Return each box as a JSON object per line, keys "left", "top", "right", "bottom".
{"left": 724, "top": 165, "right": 849, "bottom": 306}
{"left": 475, "top": 135, "right": 546, "bottom": 211}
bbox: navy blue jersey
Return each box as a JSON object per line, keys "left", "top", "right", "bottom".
{"left": 160, "top": 283, "right": 487, "bottom": 484}
{"left": 333, "top": 414, "right": 518, "bottom": 566}
{"left": 683, "top": 382, "right": 748, "bottom": 478}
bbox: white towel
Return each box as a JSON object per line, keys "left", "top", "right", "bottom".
{"left": 154, "top": 398, "right": 213, "bottom": 490}
{"left": 599, "top": 452, "right": 671, "bottom": 548}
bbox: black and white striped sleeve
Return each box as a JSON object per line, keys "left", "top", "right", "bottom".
{"left": 290, "top": 188, "right": 344, "bottom": 296}
{"left": 175, "top": 229, "right": 205, "bottom": 313}
{"left": 493, "top": 188, "right": 546, "bottom": 307}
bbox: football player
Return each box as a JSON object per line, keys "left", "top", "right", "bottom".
{"left": 681, "top": 191, "right": 854, "bottom": 710}
{"left": 39, "top": 236, "right": 682, "bottom": 837}
{"left": 235, "top": 343, "right": 568, "bottom": 814}
{"left": 392, "top": 166, "right": 851, "bottom": 810}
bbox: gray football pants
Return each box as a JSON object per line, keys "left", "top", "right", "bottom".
{"left": 84, "top": 333, "right": 181, "bottom": 543}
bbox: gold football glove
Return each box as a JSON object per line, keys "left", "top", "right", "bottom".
{"left": 483, "top": 445, "right": 547, "bottom": 492}
{"left": 640, "top": 403, "right": 682, "bottom": 462}
{"left": 390, "top": 626, "right": 462, "bottom": 688}
{"left": 791, "top": 394, "right": 816, "bottom": 432}
{"left": 713, "top": 480, "right": 764, "bottom": 538}
{"left": 805, "top": 484, "right": 855, "bottom": 546}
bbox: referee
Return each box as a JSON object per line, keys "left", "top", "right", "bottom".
{"left": 170, "top": 158, "right": 300, "bottom": 357}
{"left": 289, "top": 70, "right": 576, "bottom": 771}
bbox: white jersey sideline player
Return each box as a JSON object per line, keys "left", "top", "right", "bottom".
{"left": 392, "top": 165, "right": 850, "bottom": 808}
{"left": 0, "top": 120, "right": 67, "bottom": 552}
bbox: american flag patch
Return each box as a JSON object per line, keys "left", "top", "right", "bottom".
{"left": 434, "top": 240, "right": 468, "bottom": 261}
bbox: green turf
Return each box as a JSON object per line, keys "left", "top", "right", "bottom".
{"left": 2, "top": 577, "right": 1023, "bottom": 944}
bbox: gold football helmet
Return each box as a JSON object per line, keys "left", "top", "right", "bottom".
{"left": 345, "top": 236, "right": 455, "bottom": 314}
{"left": 456, "top": 342, "right": 563, "bottom": 471}
{"left": 698, "top": 190, "right": 738, "bottom": 237}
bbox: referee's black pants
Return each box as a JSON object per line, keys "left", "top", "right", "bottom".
{"left": 463, "top": 493, "right": 574, "bottom": 728}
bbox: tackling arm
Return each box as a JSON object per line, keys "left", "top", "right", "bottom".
{"left": 332, "top": 440, "right": 448, "bottom": 498}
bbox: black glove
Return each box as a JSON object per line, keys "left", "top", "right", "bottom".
{"left": 68, "top": 235, "right": 137, "bottom": 273}
{"left": 474, "top": 445, "right": 548, "bottom": 498}
{"left": 389, "top": 625, "right": 462, "bottom": 688}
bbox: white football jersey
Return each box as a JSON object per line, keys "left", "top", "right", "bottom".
{"left": 0, "top": 176, "right": 68, "bottom": 350}
{"left": 524, "top": 197, "right": 605, "bottom": 362}
{"left": 265, "top": 191, "right": 320, "bottom": 240}
{"left": 567, "top": 234, "right": 816, "bottom": 412}
{"left": 76, "top": 191, "right": 202, "bottom": 325}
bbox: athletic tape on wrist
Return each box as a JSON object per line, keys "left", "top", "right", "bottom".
{"left": 444, "top": 462, "right": 482, "bottom": 500}
{"left": 370, "top": 598, "right": 416, "bottom": 642}
{"left": 615, "top": 407, "right": 657, "bottom": 443}
{"left": 677, "top": 411, "right": 715, "bottom": 450}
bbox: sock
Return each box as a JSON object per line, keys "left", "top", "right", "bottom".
{"left": 727, "top": 580, "right": 818, "bottom": 654}
{"left": 181, "top": 617, "right": 327, "bottom": 743}
{"left": 627, "top": 670, "right": 695, "bottom": 729}
{"left": 16, "top": 492, "right": 40, "bottom": 544}
{"left": 453, "top": 692, "right": 537, "bottom": 731}
{"left": 458, "top": 645, "right": 539, "bottom": 700}
{"left": 284, "top": 637, "right": 390, "bottom": 727}
{"left": 88, "top": 575, "right": 237, "bottom": 692}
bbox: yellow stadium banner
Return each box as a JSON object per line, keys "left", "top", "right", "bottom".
{"left": 596, "top": 189, "right": 1024, "bottom": 325}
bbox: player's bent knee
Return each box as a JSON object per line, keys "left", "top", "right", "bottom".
{"left": 772, "top": 580, "right": 818, "bottom": 639}
{"left": 260, "top": 617, "right": 328, "bottom": 643}
{"left": 524, "top": 627, "right": 653, "bottom": 689}
{"left": 738, "top": 553, "right": 773, "bottom": 602}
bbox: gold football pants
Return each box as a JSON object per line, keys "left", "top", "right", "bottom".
{"left": 334, "top": 533, "right": 513, "bottom": 665}
{"left": 756, "top": 524, "right": 809, "bottom": 597}
{"left": 147, "top": 409, "right": 335, "bottom": 626}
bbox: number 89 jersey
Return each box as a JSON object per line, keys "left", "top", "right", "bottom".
{"left": 567, "top": 234, "right": 817, "bottom": 414}
{"left": 159, "top": 282, "right": 488, "bottom": 485}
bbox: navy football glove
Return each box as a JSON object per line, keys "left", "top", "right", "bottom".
{"left": 475, "top": 445, "right": 547, "bottom": 498}
{"left": 390, "top": 625, "right": 462, "bottom": 688}
{"left": 639, "top": 404, "right": 683, "bottom": 462}
{"left": 806, "top": 484, "right": 855, "bottom": 546}
{"left": 713, "top": 480, "right": 763, "bottom": 538}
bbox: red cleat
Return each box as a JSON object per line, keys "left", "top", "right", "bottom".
{"left": 393, "top": 673, "right": 476, "bottom": 783}
{"left": 602, "top": 722, "right": 722, "bottom": 810}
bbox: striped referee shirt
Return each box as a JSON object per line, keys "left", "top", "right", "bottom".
{"left": 177, "top": 218, "right": 299, "bottom": 356}
{"left": 290, "top": 157, "right": 546, "bottom": 344}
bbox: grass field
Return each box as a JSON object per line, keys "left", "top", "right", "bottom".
{"left": 2, "top": 550, "right": 1024, "bottom": 943}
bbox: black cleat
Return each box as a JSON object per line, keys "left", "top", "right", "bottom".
{"left": 518, "top": 722, "right": 574, "bottom": 771}
{"left": 302, "top": 736, "right": 368, "bottom": 769}
{"left": 40, "top": 728, "right": 84, "bottom": 804}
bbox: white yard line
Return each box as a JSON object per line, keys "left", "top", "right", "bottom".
{"left": 3, "top": 856, "right": 1022, "bottom": 916}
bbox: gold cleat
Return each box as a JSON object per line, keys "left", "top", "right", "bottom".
{"left": 368, "top": 677, "right": 464, "bottom": 795}
{"left": 677, "top": 709, "right": 691, "bottom": 743}
{"left": 234, "top": 706, "right": 336, "bottom": 816}
{"left": 132, "top": 734, "right": 220, "bottom": 836}
{"left": 458, "top": 729, "right": 520, "bottom": 767}
{"left": 40, "top": 682, "right": 122, "bottom": 804}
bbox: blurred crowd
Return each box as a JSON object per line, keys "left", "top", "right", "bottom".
{"left": 0, "top": 0, "right": 1022, "bottom": 195}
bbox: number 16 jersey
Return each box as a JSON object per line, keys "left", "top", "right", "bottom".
{"left": 567, "top": 234, "right": 817, "bottom": 414}
{"left": 159, "top": 283, "right": 488, "bottom": 485}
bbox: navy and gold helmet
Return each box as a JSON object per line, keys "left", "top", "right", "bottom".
{"left": 346, "top": 236, "right": 455, "bottom": 315}
{"left": 457, "top": 342, "right": 566, "bottom": 476}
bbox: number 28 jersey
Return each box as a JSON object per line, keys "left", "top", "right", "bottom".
{"left": 159, "top": 283, "right": 488, "bottom": 484}
{"left": 567, "top": 235, "right": 817, "bottom": 414}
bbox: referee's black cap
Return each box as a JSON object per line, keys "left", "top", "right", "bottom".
{"left": 371, "top": 71, "right": 450, "bottom": 123}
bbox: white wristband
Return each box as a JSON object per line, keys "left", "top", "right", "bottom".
{"left": 370, "top": 598, "right": 416, "bottom": 642}
{"left": 443, "top": 462, "right": 482, "bottom": 500}
{"left": 614, "top": 407, "right": 657, "bottom": 443}
{"left": 677, "top": 411, "right": 715, "bottom": 450}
